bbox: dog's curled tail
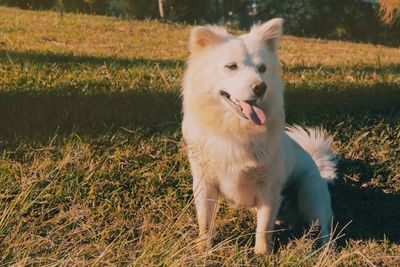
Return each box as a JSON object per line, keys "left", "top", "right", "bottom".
{"left": 286, "top": 125, "right": 337, "bottom": 183}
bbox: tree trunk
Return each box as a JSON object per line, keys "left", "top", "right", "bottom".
{"left": 158, "top": 0, "right": 165, "bottom": 19}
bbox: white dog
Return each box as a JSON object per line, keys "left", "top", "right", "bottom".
{"left": 181, "top": 18, "right": 336, "bottom": 254}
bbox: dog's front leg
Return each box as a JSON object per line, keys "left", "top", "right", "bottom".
{"left": 254, "top": 190, "right": 281, "bottom": 255}
{"left": 193, "top": 169, "right": 219, "bottom": 252}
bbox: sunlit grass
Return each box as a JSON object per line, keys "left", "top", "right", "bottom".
{"left": 0, "top": 6, "right": 399, "bottom": 266}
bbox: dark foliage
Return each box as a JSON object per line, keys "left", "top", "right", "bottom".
{"left": 0, "top": 0, "right": 399, "bottom": 45}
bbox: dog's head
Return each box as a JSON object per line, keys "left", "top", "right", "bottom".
{"left": 184, "top": 19, "right": 284, "bottom": 128}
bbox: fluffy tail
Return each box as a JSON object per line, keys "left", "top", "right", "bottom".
{"left": 286, "top": 125, "right": 337, "bottom": 183}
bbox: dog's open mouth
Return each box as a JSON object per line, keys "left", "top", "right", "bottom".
{"left": 219, "top": 90, "right": 266, "bottom": 126}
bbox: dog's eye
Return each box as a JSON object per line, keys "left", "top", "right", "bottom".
{"left": 225, "top": 63, "right": 238, "bottom": 71}
{"left": 258, "top": 64, "right": 267, "bottom": 73}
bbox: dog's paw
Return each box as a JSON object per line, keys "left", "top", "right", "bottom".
{"left": 253, "top": 243, "right": 268, "bottom": 255}
{"left": 197, "top": 241, "right": 207, "bottom": 252}
{"left": 197, "top": 239, "right": 212, "bottom": 252}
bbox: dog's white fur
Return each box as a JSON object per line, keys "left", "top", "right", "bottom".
{"left": 182, "top": 19, "right": 337, "bottom": 254}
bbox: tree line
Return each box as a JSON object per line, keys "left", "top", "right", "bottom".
{"left": 1, "top": 0, "right": 399, "bottom": 46}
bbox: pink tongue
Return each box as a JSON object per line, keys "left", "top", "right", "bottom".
{"left": 239, "top": 100, "right": 266, "bottom": 126}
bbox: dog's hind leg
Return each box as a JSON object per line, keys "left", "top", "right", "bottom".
{"left": 296, "top": 170, "right": 333, "bottom": 244}
{"left": 192, "top": 165, "right": 219, "bottom": 252}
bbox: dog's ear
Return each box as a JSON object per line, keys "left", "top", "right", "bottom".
{"left": 250, "top": 18, "right": 284, "bottom": 50}
{"left": 189, "top": 26, "right": 227, "bottom": 54}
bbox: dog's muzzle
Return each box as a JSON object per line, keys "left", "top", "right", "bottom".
{"left": 219, "top": 90, "right": 266, "bottom": 126}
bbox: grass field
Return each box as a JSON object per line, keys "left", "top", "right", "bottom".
{"left": 0, "top": 6, "right": 399, "bottom": 266}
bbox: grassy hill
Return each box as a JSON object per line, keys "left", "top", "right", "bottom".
{"left": 0, "top": 6, "right": 399, "bottom": 266}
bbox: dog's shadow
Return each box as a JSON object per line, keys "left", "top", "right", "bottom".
{"left": 272, "top": 156, "right": 400, "bottom": 250}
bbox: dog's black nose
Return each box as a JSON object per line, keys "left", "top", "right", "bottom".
{"left": 253, "top": 82, "right": 267, "bottom": 98}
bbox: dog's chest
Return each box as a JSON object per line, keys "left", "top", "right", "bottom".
{"left": 217, "top": 164, "right": 268, "bottom": 209}
{"left": 187, "top": 136, "right": 271, "bottom": 208}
